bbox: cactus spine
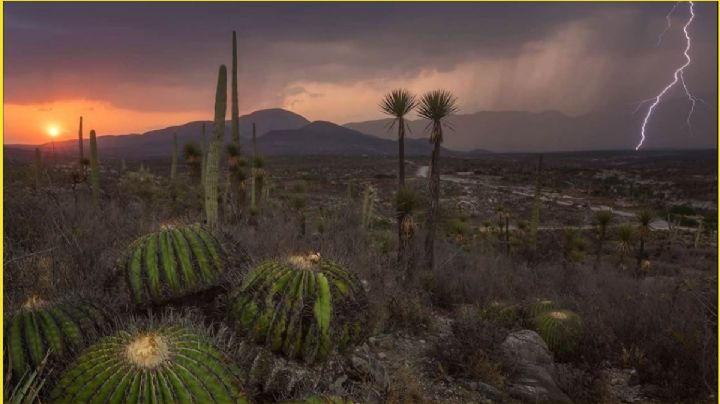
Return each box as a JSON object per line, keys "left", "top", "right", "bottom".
{"left": 529, "top": 154, "right": 543, "bottom": 250}
{"left": 89, "top": 129, "right": 101, "bottom": 204}
{"left": 204, "top": 65, "right": 227, "bottom": 228}
{"left": 49, "top": 326, "right": 247, "bottom": 403}
{"left": 170, "top": 131, "right": 178, "bottom": 181}
{"left": 78, "top": 116, "right": 84, "bottom": 174}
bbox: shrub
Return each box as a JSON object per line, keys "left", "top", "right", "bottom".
{"left": 49, "top": 325, "right": 246, "bottom": 403}
{"left": 228, "top": 253, "right": 368, "bottom": 363}
{"left": 119, "top": 223, "right": 227, "bottom": 304}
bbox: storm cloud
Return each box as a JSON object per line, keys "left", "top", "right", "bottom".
{"left": 5, "top": 2, "right": 717, "bottom": 130}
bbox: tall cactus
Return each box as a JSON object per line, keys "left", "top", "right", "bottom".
{"left": 250, "top": 122, "right": 257, "bottom": 212}
{"left": 33, "top": 148, "right": 42, "bottom": 189}
{"left": 201, "top": 122, "right": 207, "bottom": 186}
{"left": 78, "top": 116, "right": 84, "bottom": 174}
{"left": 205, "top": 65, "right": 227, "bottom": 228}
{"left": 170, "top": 132, "right": 178, "bottom": 181}
{"left": 89, "top": 129, "right": 101, "bottom": 204}
{"left": 231, "top": 30, "right": 240, "bottom": 147}
{"left": 529, "top": 154, "right": 543, "bottom": 250}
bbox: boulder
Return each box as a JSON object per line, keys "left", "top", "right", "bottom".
{"left": 500, "top": 329, "right": 572, "bottom": 403}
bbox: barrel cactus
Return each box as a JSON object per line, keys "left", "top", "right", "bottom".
{"left": 533, "top": 309, "right": 582, "bottom": 355}
{"left": 120, "top": 223, "right": 227, "bottom": 304}
{"left": 4, "top": 295, "right": 108, "bottom": 381}
{"left": 49, "top": 325, "right": 247, "bottom": 403}
{"left": 480, "top": 301, "right": 518, "bottom": 328}
{"left": 526, "top": 299, "right": 556, "bottom": 318}
{"left": 229, "top": 253, "right": 367, "bottom": 364}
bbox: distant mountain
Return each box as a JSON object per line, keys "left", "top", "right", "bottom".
{"left": 8, "top": 109, "right": 310, "bottom": 159}
{"left": 344, "top": 94, "right": 717, "bottom": 152}
{"left": 256, "top": 120, "right": 466, "bottom": 156}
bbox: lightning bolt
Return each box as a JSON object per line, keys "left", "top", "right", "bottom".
{"left": 636, "top": 1, "right": 697, "bottom": 150}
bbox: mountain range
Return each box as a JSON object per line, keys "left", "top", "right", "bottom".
{"left": 345, "top": 93, "right": 717, "bottom": 152}
{"left": 5, "top": 93, "right": 716, "bottom": 161}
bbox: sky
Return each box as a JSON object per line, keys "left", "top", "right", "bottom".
{"left": 4, "top": 1, "right": 718, "bottom": 144}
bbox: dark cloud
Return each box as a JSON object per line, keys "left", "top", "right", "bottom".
{"left": 5, "top": 1, "right": 717, "bottom": 119}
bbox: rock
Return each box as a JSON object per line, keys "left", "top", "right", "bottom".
{"left": 500, "top": 329, "right": 573, "bottom": 404}
{"left": 350, "top": 346, "right": 390, "bottom": 391}
{"left": 378, "top": 352, "right": 387, "bottom": 359}
{"left": 468, "top": 380, "right": 508, "bottom": 402}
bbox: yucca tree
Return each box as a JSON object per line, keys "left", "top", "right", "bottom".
{"left": 593, "top": 209, "right": 613, "bottom": 270}
{"left": 636, "top": 208, "right": 654, "bottom": 273}
{"left": 615, "top": 223, "right": 635, "bottom": 269}
{"left": 380, "top": 89, "right": 417, "bottom": 187}
{"left": 418, "top": 90, "right": 458, "bottom": 270}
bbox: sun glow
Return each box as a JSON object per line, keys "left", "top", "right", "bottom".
{"left": 47, "top": 126, "right": 60, "bottom": 138}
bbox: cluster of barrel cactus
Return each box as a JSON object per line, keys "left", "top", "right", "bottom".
{"left": 120, "top": 223, "right": 226, "bottom": 304}
{"left": 229, "top": 253, "right": 367, "bottom": 364}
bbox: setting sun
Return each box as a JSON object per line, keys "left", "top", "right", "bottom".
{"left": 47, "top": 126, "right": 59, "bottom": 138}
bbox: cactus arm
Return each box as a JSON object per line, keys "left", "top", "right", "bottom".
{"left": 89, "top": 129, "right": 101, "bottom": 203}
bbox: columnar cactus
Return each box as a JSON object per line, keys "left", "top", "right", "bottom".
{"left": 170, "top": 132, "right": 178, "bottom": 181}
{"left": 120, "top": 224, "right": 227, "bottom": 304}
{"left": 78, "top": 116, "right": 84, "bottom": 174}
{"left": 231, "top": 30, "right": 240, "bottom": 147}
{"left": 529, "top": 154, "right": 543, "bottom": 250}
{"left": 205, "top": 65, "right": 227, "bottom": 228}
{"left": 360, "top": 185, "right": 375, "bottom": 229}
{"left": 201, "top": 122, "right": 207, "bottom": 186}
{"left": 250, "top": 123, "right": 257, "bottom": 212}
{"left": 4, "top": 296, "right": 108, "bottom": 381}
{"left": 33, "top": 148, "right": 42, "bottom": 189}
{"left": 229, "top": 253, "right": 367, "bottom": 364}
{"left": 49, "top": 326, "right": 247, "bottom": 403}
{"left": 533, "top": 309, "right": 582, "bottom": 355}
{"left": 89, "top": 129, "right": 101, "bottom": 204}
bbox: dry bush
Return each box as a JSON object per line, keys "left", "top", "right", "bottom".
{"left": 386, "top": 365, "right": 426, "bottom": 404}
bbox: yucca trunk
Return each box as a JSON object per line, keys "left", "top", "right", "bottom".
{"left": 204, "top": 65, "right": 227, "bottom": 228}
{"left": 398, "top": 118, "right": 405, "bottom": 186}
{"left": 424, "top": 122, "right": 442, "bottom": 270}
{"left": 89, "top": 129, "right": 101, "bottom": 204}
{"left": 78, "top": 116, "right": 84, "bottom": 174}
{"left": 170, "top": 132, "right": 178, "bottom": 181}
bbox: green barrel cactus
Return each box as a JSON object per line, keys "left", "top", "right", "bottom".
{"left": 120, "top": 223, "right": 226, "bottom": 304}
{"left": 4, "top": 296, "right": 108, "bottom": 381}
{"left": 526, "top": 299, "right": 556, "bottom": 318}
{"left": 480, "top": 301, "right": 518, "bottom": 328}
{"left": 49, "top": 326, "right": 247, "bottom": 403}
{"left": 229, "top": 253, "right": 367, "bottom": 364}
{"left": 533, "top": 309, "right": 582, "bottom": 355}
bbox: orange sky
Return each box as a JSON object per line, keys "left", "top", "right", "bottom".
{"left": 4, "top": 99, "right": 208, "bottom": 144}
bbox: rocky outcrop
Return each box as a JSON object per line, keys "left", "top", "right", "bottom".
{"left": 500, "top": 329, "right": 573, "bottom": 403}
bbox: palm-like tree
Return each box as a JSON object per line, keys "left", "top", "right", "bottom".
{"left": 418, "top": 90, "right": 458, "bottom": 270}
{"left": 615, "top": 223, "right": 635, "bottom": 269}
{"left": 380, "top": 89, "right": 417, "bottom": 186}
{"left": 636, "top": 208, "right": 654, "bottom": 273}
{"left": 593, "top": 209, "right": 614, "bottom": 270}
